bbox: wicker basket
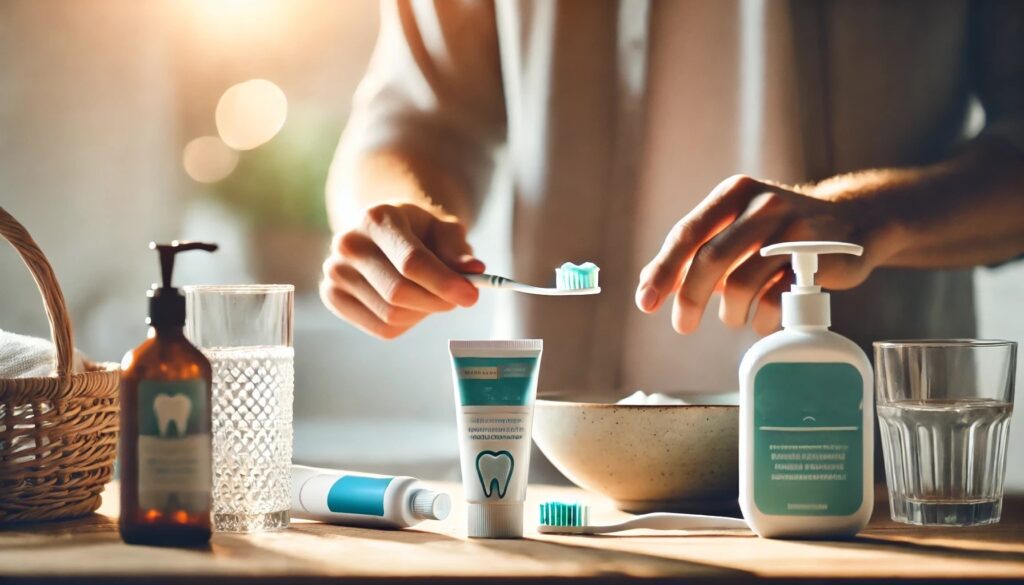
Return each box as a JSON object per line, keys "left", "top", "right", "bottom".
{"left": 0, "top": 206, "right": 120, "bottom": 523}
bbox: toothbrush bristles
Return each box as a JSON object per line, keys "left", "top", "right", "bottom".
{"left": 539, "top": 502, "right": 589, "bottom": 526}
{"left": 555, "top": 262, "right": 599, "bottom": 290}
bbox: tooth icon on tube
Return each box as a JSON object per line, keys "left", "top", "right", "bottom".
{"left": 153, "top": 393, "right": 192, "bottom": 437}
{"left": 476, "top": 450, "right": 514, "bottom": 498}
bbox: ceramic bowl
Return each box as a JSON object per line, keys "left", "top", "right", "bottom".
{"left": 533, "top": 395, "right": 739, "bottom": 513}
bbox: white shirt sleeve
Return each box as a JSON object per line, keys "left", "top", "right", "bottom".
{"left": 327, "top": 0, "right": 507, "bottom": 224}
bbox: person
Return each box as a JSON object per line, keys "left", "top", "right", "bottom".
{"left": 321, "top": 0, "right": 1024, "bottom": 402}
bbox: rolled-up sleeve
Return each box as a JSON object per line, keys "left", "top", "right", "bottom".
{"left": 971, "top": 0, "right": 1024, "bottom": 154}
{"left": 329, "top": 0, "right": 507, "bottom": 222}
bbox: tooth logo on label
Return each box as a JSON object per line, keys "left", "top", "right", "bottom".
{"left": 476, "top": 450, "right": 514, "bottom": 498}
{"left": 153, "top": 393, "right": 192, "bottom": 437}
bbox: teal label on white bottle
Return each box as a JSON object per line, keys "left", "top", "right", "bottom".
{"left": 753, "top": 363, "right": 862, "bottom": 516}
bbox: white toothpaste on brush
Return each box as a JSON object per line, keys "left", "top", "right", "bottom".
{"left": 449, "top": 339, "right": 543, "bottom": 539}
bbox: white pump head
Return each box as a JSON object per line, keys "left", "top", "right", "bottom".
{"left": 760, "top": 241, "right": 863, "bottom": 328}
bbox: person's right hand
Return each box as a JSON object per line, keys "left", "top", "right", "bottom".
{"left": 320, "top": 203, "right": 485, "bottom": 339}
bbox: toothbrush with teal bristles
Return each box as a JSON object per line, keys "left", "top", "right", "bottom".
{"left": 465, "top": 262, "right": 601, "bottom": 296}
{"left": 537, "top": 502, "right": 748, "bottom": 535}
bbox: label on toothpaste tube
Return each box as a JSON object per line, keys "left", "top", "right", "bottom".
{"left": 327, "top": 475, "right": 394, "bottom": 516}
{"left": 453, "top": 354, "right": 538, "bottom": 504}
{"left": 454, "top": 357, "right": 538, "bottom": 406}
{"left": 460, "top": 409, "right": 531, "bottom": 501}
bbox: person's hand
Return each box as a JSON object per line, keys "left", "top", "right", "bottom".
{"left": 321, "top": 203, "right": 485, "bottom": 339}
{"left": 635, "top": 175, "right": 893, "bottom": 335}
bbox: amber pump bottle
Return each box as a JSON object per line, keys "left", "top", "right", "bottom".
{"left": 119, "top": 241, "right": 217, "bottom": 546}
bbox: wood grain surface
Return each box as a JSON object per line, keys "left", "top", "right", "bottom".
{"left": 1, "top": 482, "right": 1022, "bottom": 584}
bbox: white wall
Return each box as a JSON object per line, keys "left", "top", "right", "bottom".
{"left": 0, "top": 1, "right": 182, "bottom": 360}
{"left": 976, "top": 264, "right": 1024, "bottom": 489}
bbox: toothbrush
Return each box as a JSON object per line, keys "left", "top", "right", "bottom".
{"left": 465, "top": 262, "right": 601, "bottom": 296}
{"left": 537, "top": 502, "right": 748, "bottom": 535}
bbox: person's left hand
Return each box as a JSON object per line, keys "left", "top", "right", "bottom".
{"left": 634, "top": 175, "right": 893, "bottom": 335}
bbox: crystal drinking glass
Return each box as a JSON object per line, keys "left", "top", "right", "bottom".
{"left": 874, "top": 340, "right": 1016, "bottom": 526}
{"left": 184, "top": 285, "right": 294, "bottom": 532}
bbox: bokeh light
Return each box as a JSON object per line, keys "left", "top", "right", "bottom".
{"left": 215, "top": 79, "right": 288, "bottom": 151}
{"left": 183, "top": 0, "right": 287, "bottom": 46}
{"left": 183, "top": 136, "right": 239, "bottom": 183}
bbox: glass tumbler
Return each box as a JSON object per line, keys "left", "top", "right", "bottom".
{"left": 184, "top": 285, "right": 294, "bottom": 532}
{"left": 874, "top": 340, "right": 1016, "bottom": 526}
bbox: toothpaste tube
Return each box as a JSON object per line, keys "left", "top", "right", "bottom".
{"left": 449, "top": 339, "right": 543, "bottom": 538}
{"left": 291, "top": 465, "right": 451, "bottom": 529}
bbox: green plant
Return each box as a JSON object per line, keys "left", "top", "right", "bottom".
{"left": 207, "top": 114, "right": 339, "bottom": 232}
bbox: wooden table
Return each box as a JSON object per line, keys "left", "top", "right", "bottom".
{"left": 2, "top": 482, "right": 1023, "bottom": 584}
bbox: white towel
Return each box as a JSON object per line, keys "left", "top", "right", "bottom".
{"left": 0, "top": 329, "right": 86, "bottom": 378}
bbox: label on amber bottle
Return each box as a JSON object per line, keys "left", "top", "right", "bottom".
{"left": 137, "top": 379, "right": 211, "bottom": 514}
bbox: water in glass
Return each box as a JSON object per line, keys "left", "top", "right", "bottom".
{"left": 877, "top": 398, "right": 1013, "bottom": 526}
{"left": 206, "top": 345, "right": 294, "bottom": 532}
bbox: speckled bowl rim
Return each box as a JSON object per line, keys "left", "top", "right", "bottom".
{"left": 537, "top": 399, "right": 738, "bottom": 410}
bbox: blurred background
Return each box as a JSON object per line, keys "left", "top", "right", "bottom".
{"left": 0, "top": 0, "right": 1021, "bottom": 488}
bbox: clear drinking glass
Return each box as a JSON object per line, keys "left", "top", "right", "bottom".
{"left": 874, "top": 340, "right": 1016, "bottom": 526}
{"left": 184, "top": 285, "right": 294, "bottom": 532}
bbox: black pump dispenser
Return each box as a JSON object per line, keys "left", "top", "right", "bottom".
{"left": 148, "top": 241, "right": 218, "bottom": 328}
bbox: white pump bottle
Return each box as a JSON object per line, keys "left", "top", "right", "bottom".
{"left": 739, "top": 241, "right": 873, "bottom": 538}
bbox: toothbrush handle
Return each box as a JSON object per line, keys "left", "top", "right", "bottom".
{"left": 464, "top": 273, "right": 507, "bottom": 289}
{"left": 464, "top": 273, "right": 599, "bottom": 296}
{"left": 465, "top": 273, "right": 548, "bottom": 294}
{"left": 592, "top": 513, "right": 747, "bottom": 534}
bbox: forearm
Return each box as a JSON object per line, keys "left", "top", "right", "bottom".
{"left": 813, "top": 137, "right": 1024, "bottom": 269}
{"left": 327, "top": 148, "right": 477, "bottom": 231}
